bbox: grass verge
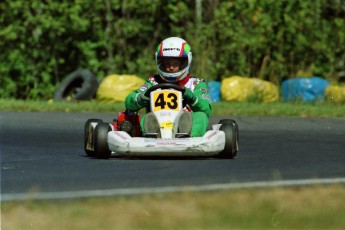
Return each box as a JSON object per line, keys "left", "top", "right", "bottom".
{"left": 2, "top": 185, "right": 345, "bottom": 230}
{"left": 1, "top": 99, "right": 345, "bottom": 117}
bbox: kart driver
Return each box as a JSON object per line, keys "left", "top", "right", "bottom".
{"left": 125, "top": 37, "right": 213, "bottom": 137}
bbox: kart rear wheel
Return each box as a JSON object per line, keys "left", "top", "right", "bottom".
{"left": 84, "top": 119, "right": 103, "bottom": 157}
{"left": 94, "top": 122, "right": 112, "bottom": 159}
{"left": 217, "top": 119, "right": 239, "bottom": 159}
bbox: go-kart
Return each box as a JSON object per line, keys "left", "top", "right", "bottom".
{"left": 84, "top": 83, "right": 239, "bottom": 159}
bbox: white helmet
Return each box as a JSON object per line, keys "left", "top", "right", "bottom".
{"left": 155, "top": 37, "right": 192, "bottom": 82}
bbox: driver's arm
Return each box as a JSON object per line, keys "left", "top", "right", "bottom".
{"left": 125, "top": 81, "right": 153, "bottom": 111}
{"left": 190, "top": 81, "right": 213, "bottom": 117}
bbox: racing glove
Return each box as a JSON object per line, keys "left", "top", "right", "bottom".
{"left": 182, "top": 87, "right": 198, "bottom": 106}
{"left": 135, "top": 93, "right": 150, "bottom": 107}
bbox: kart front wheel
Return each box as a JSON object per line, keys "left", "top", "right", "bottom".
{"left": 94, "top": 122, "right": 112, "bottom": 159}
{"left": 217, "top": 119, "right": 239, "bottom": 159}
{"left": 84, "top": 118, "right": 103, "bottom": 157}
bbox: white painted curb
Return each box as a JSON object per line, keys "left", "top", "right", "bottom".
{"left": 2, "top": 177, "right": 345, "bottom": 202}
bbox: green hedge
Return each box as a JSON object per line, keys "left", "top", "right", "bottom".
{"left": 1, "top": 0, "right": 344, "bottom": 99}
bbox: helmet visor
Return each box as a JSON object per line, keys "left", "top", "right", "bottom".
{"left": 157, "top": 57, "right": 188, "bottom": 74}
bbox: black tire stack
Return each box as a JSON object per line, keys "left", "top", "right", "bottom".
{"left": 54, "top": 69, "right": 98, "bottom": 101}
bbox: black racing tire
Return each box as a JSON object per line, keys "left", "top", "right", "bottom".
{"left": 84, "top": 118, "right": 103, "bottom": 157}
{"left": 94, "top": 122, "right": 112, "bottom": 159}
{"left": 54, "top": 69, "right": 98, "bottom": 101}
{"left": 217, "top": 119, "right": 239, "bottom": 159}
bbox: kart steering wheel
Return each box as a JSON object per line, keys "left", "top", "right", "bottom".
{"left": 144, "top": 83, "right": 186, "bottom": 112}
{"left": 144, "top": 83, "right": 185, "bottom": 97}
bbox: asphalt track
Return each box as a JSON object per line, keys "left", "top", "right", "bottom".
{"left": 1, "top": 111, "right": 344, "bottom": 201}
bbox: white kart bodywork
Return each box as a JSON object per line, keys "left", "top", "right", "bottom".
{"left": 107, "top": 88, "right": 226, "bottom": 157}
{"left": 85, "top": 85, "right": 239, "bottom": 159}
{"left": 107, "top": 127, "right": 225, "bottom": 157}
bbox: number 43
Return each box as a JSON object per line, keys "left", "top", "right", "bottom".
{"left": 154, "top": 92, "right": 179, "bottom": 110}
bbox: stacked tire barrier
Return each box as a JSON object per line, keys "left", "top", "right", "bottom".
{"left": 281, "top": 77, "right": 330, "bottom": 102}
{"left": 221, "top": 76, "right": 279, "bottom": 103}
{"left": 55, "top": 71, "right": 344, "bottom": 104}
{"left": 208, "top": 81, "right": 221, "bottom": 103}
{"left": 95, "top": 74, "right": 145, "bottom": 102}
{"left": 325, "top": 85, "right": 345, "bottom": 104}
{"left": 54, "top": 69, "right": 98, "bottom": 101}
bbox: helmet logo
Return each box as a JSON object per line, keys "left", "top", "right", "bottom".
{"left": 163, "top": 48, "right": 180, "bottom": 51}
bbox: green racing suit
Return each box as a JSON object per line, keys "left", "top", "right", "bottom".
{"left": 125, "top": 74, "right": 213, "bottom": 137}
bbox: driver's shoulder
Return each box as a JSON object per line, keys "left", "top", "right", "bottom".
{"left": 187, "top": 76, "right": 206, "bottom": 88}
{"left": 189, "top": 76, "right": 205, "bottom": 84}
{"left": 148, "top": 74, "right": 165, "bottom": 85}
{"left": 191, "top": 76, "right": 205, "bottom": 81}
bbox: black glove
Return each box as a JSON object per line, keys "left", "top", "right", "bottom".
{"left": 182, "top": 87, "right": 197, "bottom": 105}
{"left": 136, "top": 93, "right": 150, "bottom": 107}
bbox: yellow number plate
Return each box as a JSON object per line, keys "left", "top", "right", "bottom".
{"left": 152, "top": 90, "right": 181, "bottom": 112}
